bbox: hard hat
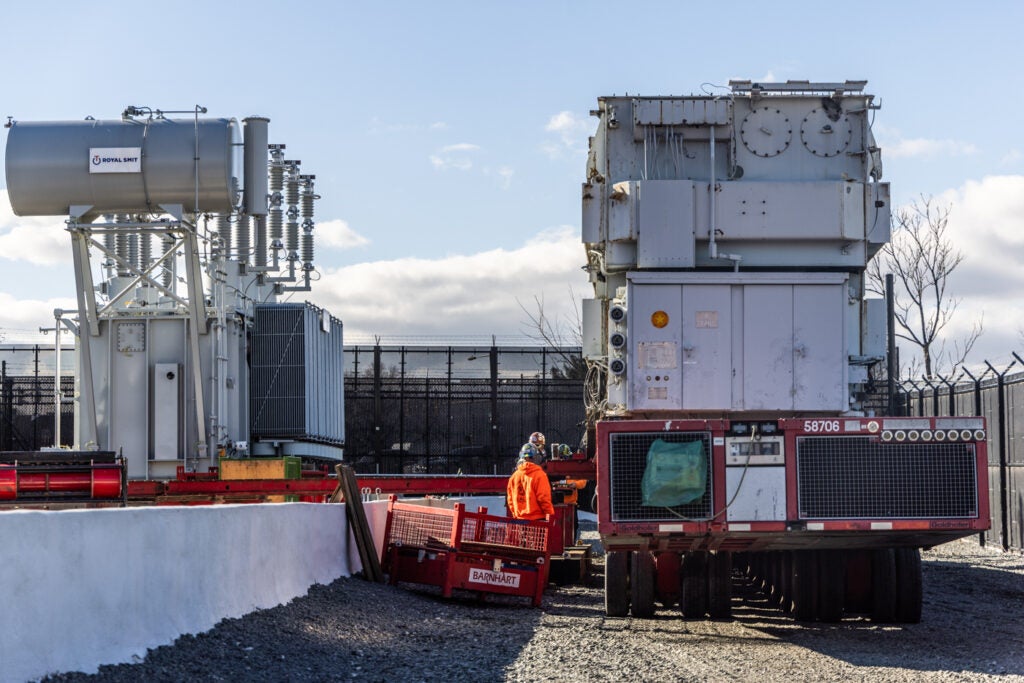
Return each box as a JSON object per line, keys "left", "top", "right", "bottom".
{"left": 529, "top": 432, "right": 546, "bottom": 449}
{"left": 519, "top": 443, "right": 541, "bottom": 460}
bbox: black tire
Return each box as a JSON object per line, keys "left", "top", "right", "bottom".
{"left": 817, "top": 550, "right": 845, "bottom": 623}
{"left": 605, "top": 550, "right": 630, "bottom": 617}
{"left": 870, "top": 548, "right": 898, "bottom": 623}
{"left": 791, "top": 551, "right": 818, "bottom": 622}
{"left": 707, "top": 552, "right": 733, "bottom": 619}
{"left": 680, "top": 552, "right": 708, "bottom": 619}
{"left": 630, "top": 551, "right": 656, "bottom": 618}
{"left": 779, "top": 552, "right": 794, "bottom": 612}
{"left": 894, "top": 547, "right": 923, "bottom": 624}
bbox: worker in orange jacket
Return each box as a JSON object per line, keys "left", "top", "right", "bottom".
{"left": 554, "top": 478, "right": 588, "bottom": 543}
{"left": 507, "top": 443, "right": 554, "bottom": 520}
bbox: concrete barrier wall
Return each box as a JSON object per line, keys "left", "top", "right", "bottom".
{"left": 2, "top": 495, "right": 507, "bottom": 683}
{"left": 1, "top": 504, "right": 349, "bottom": 683}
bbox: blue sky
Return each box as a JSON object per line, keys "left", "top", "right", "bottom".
{"left": 0, "top": 1, "right": 1022, "bottom": 366}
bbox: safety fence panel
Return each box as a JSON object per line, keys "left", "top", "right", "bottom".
{"left": 900, "top": 366, "right": 1024, "bottom": 552}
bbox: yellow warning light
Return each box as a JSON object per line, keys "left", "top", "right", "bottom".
{"left": 651, "top": 310, "right": 669, "bottom": 328}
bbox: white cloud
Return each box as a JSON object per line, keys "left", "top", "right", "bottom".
{"left": 0, "top": 291, "right": 78, "bottom": 338}
{"left": 0, "top": 190, "right": 70, "bottom": 265}
{"left": 309, "top": 226, "right": 588, "bottom": 339}
{"left": 543, "top": 111, "right": 591, "bottom": 159}
{"left": 429, "top": 142, "right": 480, "bottom": 171}
{"left": 439, "top": 143, "right": 480, "bottom": 153}
{"left": 894, "top": 175, "right": 1024, "bottom": 368}
{"left": 886, "top": 137, "right": 978, "bottom": 159}
{"left": 315, "top": 219, "right": 370, "bottom": 250}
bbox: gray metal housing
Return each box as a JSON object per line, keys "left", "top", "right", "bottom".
{"left": 250, "top": 303, "right": 345, "bottom": 447}
{"left": 583, "top": 81, "right": 891, "bottom": 416}
{"left": 5, "top": 117, "right": 240, "bottom": 216}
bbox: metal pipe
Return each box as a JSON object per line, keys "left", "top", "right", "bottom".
{"left": 709, "top": 125, "right": 717, "bottom": 260}
{"left": 886, "top": 273, "right": 897, "bottom": 414}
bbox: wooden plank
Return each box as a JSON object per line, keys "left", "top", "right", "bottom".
{"left": 336, "top": 464, "right": 384, "bottom": 583}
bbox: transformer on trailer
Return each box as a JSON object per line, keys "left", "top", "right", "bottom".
{"left": 4, "top": 106, "right": 343, "bottom": 479}
{"left": 580, "top": 81, "right": 989, "bottom": 623}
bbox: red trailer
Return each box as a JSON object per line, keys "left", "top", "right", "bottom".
{"left": 596, "top": 417, "right": 989, "bottom": 621}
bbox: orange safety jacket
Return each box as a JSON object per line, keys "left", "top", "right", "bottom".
{"left": 558, "top": 479, "right": 588, "bottom": 506}
{"left": 507, "top": 461, "right": 555, "bottom": 520}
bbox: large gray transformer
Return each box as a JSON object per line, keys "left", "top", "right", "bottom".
{"left": 581, "top": 81, "right": 890, "bottom": 416}
{"left": 4, "top": 108, "right": 342, "bottom": 478}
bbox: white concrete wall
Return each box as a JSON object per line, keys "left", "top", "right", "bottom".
{"left": 2, "top": 495, "right": 507, "bottom": 683}
{"left": 1, "top": 504, "right": 349, "bottom": 683}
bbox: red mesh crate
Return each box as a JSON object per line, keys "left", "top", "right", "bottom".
{"left": 381, "top": 497, "right": 552, "bottom": 606}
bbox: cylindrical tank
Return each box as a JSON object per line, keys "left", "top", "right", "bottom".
{"left": 243, "top": 116, "right": 269, "bottom": 216}
{"left": 5, "top": 117, "right": 241, "bottom": 216}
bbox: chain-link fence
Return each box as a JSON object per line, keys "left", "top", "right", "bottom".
{"left": 344, "top": 345, "right": 586, "bottom": 475}
{"left": 0, "top": 346, "right": 75, "bottom": 451}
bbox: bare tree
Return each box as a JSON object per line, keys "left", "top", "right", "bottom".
{"left": 517, "top": 290, "right": 587, "bottom": 380}
{"left": 867, "top": 196, "right": 983, "bottom": 379}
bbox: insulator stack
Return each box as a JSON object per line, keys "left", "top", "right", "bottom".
{"left": 302, "top": 225, "right": 314, "bottom": 268}
{"left": 216, "top": 214, "right": 231, "bottom": 259}
{"left": 140, "top": 231, "right": 152, "bottom": 275}
{"left": 236, "top": 214, "right": 250, "bottom": 264}
{"left": 161, "top": 235, "right": 174, "bottom": 288}
{"left": 270, "top": 146, "right": 286, "bottom": 250}
{"left": 285, "top": 162, "right": 300, "bottom": 261}
{"left": 286, "top": 216, "right": 300, "bottom": 257}
{"left": 269, "top": 207, "right": 283, "bottom": 244}
{"left": 115, "top": 214, "right": 130, "bottom": 276}
{"left": 103, "top": 214, "right": 116, "bottom": 255}
{"left": 285, "top": 172, "right": 299, "bottom": 206}
{"left": 301, "top": 175, "right": 317, "bottom": 270}
{"left": 128, "top": 234, "right": 139, "bottom": 275}
{"left": 301, "top": 190, "right": 314, "bottom": 220}
{"left": 254, "top": 216, "right": 268, "bottom": 268}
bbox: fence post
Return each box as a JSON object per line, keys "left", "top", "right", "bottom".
{"left": 424, "top": 376, "right": 431, "bottom": 467}
{"left": 962, "top": 366, "right": 986, "bottom": 546}
{"left": 489, "top": 343, "right": 499, "bottom": 459}
{"left": 446, "top": 347, "right": 453, "bottom": 456}
{"left": 1, "top": 360, "right": 6, "bottom": 451}
{"left": 373, "top": 344, "right": 384, "bottom": 458}
{"left": 985, "top": 360, "right": 1015, "bottom": 552}
{"left": 399, "top": 347, "right": 406, "bottom": 458}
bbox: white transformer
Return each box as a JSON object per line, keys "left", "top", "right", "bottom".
{"left": 581, "top": 81, "right": 890, "bottom": 417}
{"left": 4, "top": 107, "right": 343, "bottom": 478}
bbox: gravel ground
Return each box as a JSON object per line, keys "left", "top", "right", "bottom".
{"left": 45, "top": 522, "right": 1024, "bottom": 683}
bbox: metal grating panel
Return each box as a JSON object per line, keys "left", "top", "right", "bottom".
{"left": 797, "top": 436, "right": 978, "bottom": 519}
{"left": 609, "top": 431, "right": 712, "bottom": 521}
{"left": 387, "top": 507, "right": 455, "bottom": 547}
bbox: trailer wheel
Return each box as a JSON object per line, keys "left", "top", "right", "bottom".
{"left": 679, "top": 552, "right": 708, "bottom": 619}
{"left": 791, "top": 551, "right": 818, "bottom": 622}
{"left": 630, "top": 551, "right": 656, "bottom": 618}
{"left": 870, "top": 548, "right": 897, "bottom": 623}
{"left": 894, "top": 548, "right": 922, "bottom": 624}
{"left": 605, "top": 551, "right": 630, "bottom": 617}
{"left": 817, "top": 550, "right": 845, "bottom": 623}
{"left": 707, "top": 551, "right": 733, "bottom": 619}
